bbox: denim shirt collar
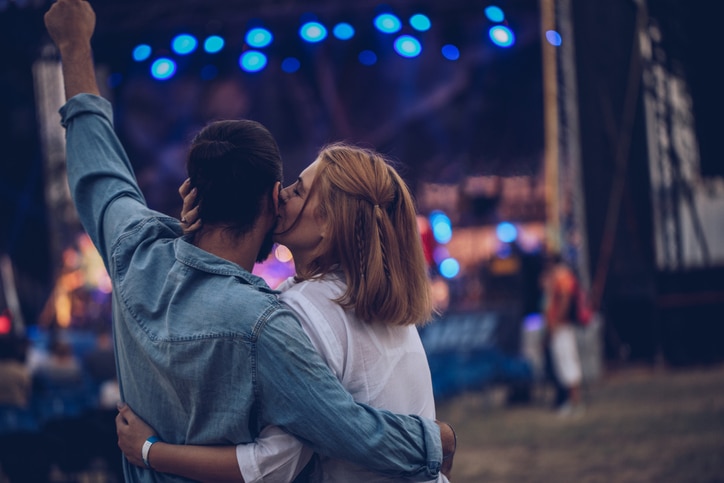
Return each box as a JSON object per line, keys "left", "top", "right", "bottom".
{"left": 173, "top": 235, "right": 280, "bottom": 295}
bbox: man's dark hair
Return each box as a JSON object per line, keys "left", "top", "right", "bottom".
{"left": 187, "top": 119, "right": 283, "bottom": 237}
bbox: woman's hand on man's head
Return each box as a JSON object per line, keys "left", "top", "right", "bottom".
{"left": 179, "top": 178, "right": 202, "bottom": 233}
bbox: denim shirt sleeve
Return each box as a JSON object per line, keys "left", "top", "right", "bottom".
{"left": 255, "top": 311, "right": 443, "bottom": 480}
{"left": 59, "top": 93, "right": 151, "bottom": 269}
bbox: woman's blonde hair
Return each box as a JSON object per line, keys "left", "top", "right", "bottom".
{"left": 296, "top": 143, "right": 434, "bottom": 326}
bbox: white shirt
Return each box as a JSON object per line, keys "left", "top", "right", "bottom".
{"left": 236, "top": 274, "right": 447, "bottom": 482}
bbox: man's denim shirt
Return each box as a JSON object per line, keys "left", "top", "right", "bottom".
{"left": 60, "top": 94, "right": 442, "bottom": 482}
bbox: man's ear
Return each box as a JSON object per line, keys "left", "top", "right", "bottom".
{"left": 272, "top": 181, "right": 282, "bottom": 216}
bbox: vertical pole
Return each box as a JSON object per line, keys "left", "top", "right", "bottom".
{"left": 558, "top": 0, "right": 591, "bottom": 290}
{"left": 540, "top": 0, "right": 560, "bottom": 254}
{"left": 33, "top": 43, "right": 79, "bottom": 282}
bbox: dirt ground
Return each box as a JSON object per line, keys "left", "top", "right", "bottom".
{"left": 437, "top": 363, "right": 724, "bottom": 483}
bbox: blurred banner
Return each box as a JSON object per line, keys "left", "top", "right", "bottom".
{"left": 640, "top": 7, "right": 724, "bottom": 271}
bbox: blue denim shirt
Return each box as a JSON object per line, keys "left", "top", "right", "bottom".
{"left": 60, "top": 94, "right": 442, "bottom": 482}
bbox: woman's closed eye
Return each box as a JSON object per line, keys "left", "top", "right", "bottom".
{"left": 289, "top": 178, "right": 304, "bottom": 198}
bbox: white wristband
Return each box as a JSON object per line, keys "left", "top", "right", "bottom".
{"left": 142, "top": 435, "right": 160, "bottom": 468}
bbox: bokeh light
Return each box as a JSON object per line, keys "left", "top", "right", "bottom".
{"left": 439, "top": 258, "right": 460, "bottom": 279}
{"left": 239, "top": 51, "right": 267, "bottom": 72}
{"left": 203, "top": 35, "right": 225, "bottom": 53}
{"left": 430, "top": 210, "right": 453, "bottom": 244}
{"left": 358, "top": 50, "right": 377, "bottom": 66}
{"left": 150, "top": 58, "right": 176, "bottom": 80}
{"left": 374, "top": 13, "right": 402, "bottom": 33}
{"left": 132, "top": 44, "right": 152, "bottom": 62}
{"left": 546, "top": 30, "right": 563, "bottom": 46}
{"left": 489, "top": 25, "right": 515, "bottom": 47}
{"left": 281, "top": 57, "right": 301, "bottom": 73}
{"left": 246, "top": 28, "right": 273, "bottom": 48}
{"left": 171, "top": 34, "right": 197, "bottom": 55}
{"left": 485, "top": 5, "right": 505, "bottom": 23}
{"left": 409, "top": 13, "right": 431, "bottom": 31}
{"left": 394, "top": 35, "right": 422, "bottom": 58}
{"left": 274, "top": 244, "right": 294, "bottom": 263}
{"left": 333, "top": 22, "right": 355, "bottom": 40}
{"left": 441, "top": 44, "right": 460, "bottom": 60}
{"left": 496, "top": 222, "right": 518, "bottom": 243}
{"left": 300, "top": 21, "right": 328, "bottom": 43}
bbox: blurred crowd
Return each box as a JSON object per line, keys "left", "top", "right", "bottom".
{"left": 0, "top": 324, "right": 123, "bottom": 482}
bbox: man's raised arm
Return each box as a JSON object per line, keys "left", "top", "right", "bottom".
{"left": 44, "top": 0, "right": 151, "bottom": 270}
{"left": 44, "top": 0, "right": 100, "bottom": 100}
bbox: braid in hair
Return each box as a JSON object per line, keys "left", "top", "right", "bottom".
{"left": 355, "top": 200, "right": 368, "bottom": 281}
{"left": 374, "top": 205, "right": 392, "bottom": 281}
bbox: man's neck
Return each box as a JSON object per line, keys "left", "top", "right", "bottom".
{"left": 193, "top": 228, "right": 259, "bottom": 272}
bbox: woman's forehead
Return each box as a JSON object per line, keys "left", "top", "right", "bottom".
{"left": 299, "top": 158, "right": 321, "bottom": 182}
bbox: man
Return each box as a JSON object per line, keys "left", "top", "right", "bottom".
{"left": 44, "top": 0, "right": 454, "bottom": 481}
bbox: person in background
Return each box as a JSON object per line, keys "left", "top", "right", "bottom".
{"left": 541, "top": 253, "right": 584, "bottom": 416}
{"left": 117, "top": 143, "right": 454, "bottom": 482}
{"left": 44, "top": 0, "right": 454, "bottom": 481}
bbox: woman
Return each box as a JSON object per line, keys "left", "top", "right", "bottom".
{"left": 117, "top": 143, "right": 453, "bottom": 482}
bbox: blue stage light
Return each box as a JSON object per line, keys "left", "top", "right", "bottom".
{"left": 374, "top": 13, "right": 402, "bottom": 33}
{"left": 281, "top": 57, "right": 301, "bottom": 73}
{"left": 430, "top": 210, "right": 452, "bottom": 244}
{"left": 394, "top": 35, "right": 421, "bottom": 58}
{"left": 333, "top": 22, "right": 355, "bottom": 40}
{"left": 496, "top": 222, "right": 518, "bottom": 243}
{"left": 429, "top": 210, "right": 450, "bottom": 228}
{"left": 439, "top": 258, "right": 460, "bottom": 279}
{"left": 246, "top": 28, "right": 273, "bottom": 48}
{"left": 489, "top": 25, "right": 515, "bottom": 47}
{"left": 171, "top": 34, "right": 198, "bottom": 55}
{"left": 150, "top": 58, "right": 176, "bottom": 80}
{"left": 132, "top": 44, "right": 152, "bottom": 62}
{"left": 239, "top": 51, "right": 267, "bottom": 72}
{"left": 433, "top": 224, "right": 452, "bottom": 244}
{"left": 358, "top": 50, "right": 377, "bottom": 66}
{"left": 204, "top": 35, "right": 225, "bottom": 53}
{"left": 441, "top": 44, "right": 460, "bottom": 60}
{"left": 409, "top": 13, "right": 431, "bottom": 31}
{"left": 545, "top": 30, "right": 562, "bottom": 46}
{"left": 300, "top": 21, "right": 328, "bottom": 43}
{"left": 485, "top": 6, "right": 505, "bottom": 23}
